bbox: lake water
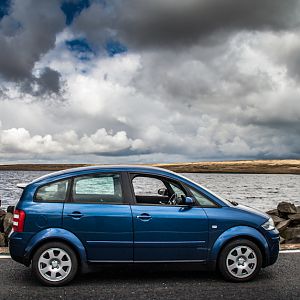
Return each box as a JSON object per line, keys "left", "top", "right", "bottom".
{"left": 0, "top": 171, "right": 299, "bottom": 211}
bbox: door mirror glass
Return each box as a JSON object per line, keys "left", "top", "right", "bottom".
{"left": 185, "top": 196, "right": 195, "bottom": 206}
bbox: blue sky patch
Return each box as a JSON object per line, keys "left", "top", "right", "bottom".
{"left": 65, "top": 38, "right": 95, "bottom": 60}
{"left": 0, "top": 0, "right": 10, "bottom": 20}
{"left": 106, "top": 40, "right": 128, "bottom": 57}
{"left": 61, "top": 0, "right": 90, "bottom": 25}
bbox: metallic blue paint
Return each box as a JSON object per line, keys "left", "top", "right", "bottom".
{"left": 10, "top": 228, "right": 87, "bottom": 268}
{"left": 131, "top": 205, "right": 208, "bottom": 261}
{"left": 63, "top": 203, "right": 133, "bottom": 261}
{"left": 9, "top": 165, "right": 280, "bottom": 274}
{"left": 209, "top": 225, "right": 269, "bottom": 261}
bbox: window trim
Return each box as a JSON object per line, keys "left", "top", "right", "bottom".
{"left": 34, "top": 178, "right": 70, "bottom": 203}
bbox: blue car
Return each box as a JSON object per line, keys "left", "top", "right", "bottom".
{"left": 9, "top": 166, "right": 279, "bottom": 286}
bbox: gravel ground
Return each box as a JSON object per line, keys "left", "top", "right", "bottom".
{"left": 0, "top": 253, "right": 299, "bottom": 300}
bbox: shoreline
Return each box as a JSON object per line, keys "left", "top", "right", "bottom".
{"left": 0, "top": 159, "right": 299, "bottom": 174}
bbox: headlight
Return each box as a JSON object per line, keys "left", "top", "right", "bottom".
{"left": 261, "top": 218, "right": 275, "bottom": 231}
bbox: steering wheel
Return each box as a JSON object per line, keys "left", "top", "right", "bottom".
{"left": 167, "top": 193, "right": 178, "bottom": 205}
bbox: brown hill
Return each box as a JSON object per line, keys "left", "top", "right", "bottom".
{"left": 0, "top": 160, "right": 299, "bottom": 174}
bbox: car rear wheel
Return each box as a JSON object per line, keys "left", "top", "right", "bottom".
{"left": 32, "top": 242, "right": 78, "bottom": 286}
{"left": 218, "top": 239, "right": 262, "bottom": 282}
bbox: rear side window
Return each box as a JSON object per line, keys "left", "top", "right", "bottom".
{"left": 35, "top": 179, "right": 69, "bottom": 202}
{"left": 72, "top": 174, "right": 123, "bottom": 204}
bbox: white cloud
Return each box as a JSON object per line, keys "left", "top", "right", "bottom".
{"left": 1, "top": 2, "right": 300, "bottom": 162}
{"left": 0, "top": 124, "right": 145, "bottom": 159}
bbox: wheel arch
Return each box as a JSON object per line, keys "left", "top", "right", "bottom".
{"left": 24, "top": 228, "right": 88, "bottom": 271}
{"left": 215, "top": 235, "right": 267, "bottom": 268}
{"left": 209, "top": 226, "right": 270, "bottom": 268}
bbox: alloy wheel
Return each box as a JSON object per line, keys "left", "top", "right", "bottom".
{"left": 226, "top": 245, "right": 257, "bottom": 279}
{"left": 38, "top": 247, "right": 72, "bottom": 282}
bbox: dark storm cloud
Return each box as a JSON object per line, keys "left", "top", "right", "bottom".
{"left": 0, "top": 0, "right": 300, "bottom": 162}
{"left": 20, "top": 67, "right": 63, "bottom": 96}
{"left": 37, "top": 68, "right": 62, "bottom": 95}
{"left": 74, "top": 0, "right": 300, "bottom": 48}
{"left": 0, "top": 0, "right": 64, "bottom": 82}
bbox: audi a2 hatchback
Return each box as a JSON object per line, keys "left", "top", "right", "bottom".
{"left": 9, "top": 166, "right": 279, "bottom": 286}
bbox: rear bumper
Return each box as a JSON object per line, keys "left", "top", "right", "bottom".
{"left": 9, "top": 232, "right": 32, "bottom": 266}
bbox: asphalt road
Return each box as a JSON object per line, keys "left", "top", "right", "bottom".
{"left": 0, "top": 253, "right": 299, "bottom": 300}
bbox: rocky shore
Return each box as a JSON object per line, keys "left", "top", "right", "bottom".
{"left": 266, "top": 202, "right": 300, "bottom": 244}
{"left": 0, "top": 206, "right": 14, "bottom": 247}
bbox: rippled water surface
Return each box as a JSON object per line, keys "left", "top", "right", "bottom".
{"left": 0, "top": 171, "right": 299, "bottom": 211}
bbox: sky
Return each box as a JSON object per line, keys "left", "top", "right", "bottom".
{"left": 0, "top": 0, "right": 300, "bottom": 164}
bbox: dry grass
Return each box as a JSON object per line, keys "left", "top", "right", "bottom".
{"left": 0, "top": 159, "right": 300, "bottom": 174}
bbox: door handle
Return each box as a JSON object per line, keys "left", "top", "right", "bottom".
{"left": 67, "top": 211, "right": 83, "bottom": 218}
{"left": 136, "top": 213, "right": 152, "bottom": 221}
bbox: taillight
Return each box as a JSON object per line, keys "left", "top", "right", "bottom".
{"left": 13, "top": 209, "right": 26, "bottom": 232}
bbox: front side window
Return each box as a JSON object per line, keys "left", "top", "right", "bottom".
{"left": 72, "top": 173, "right": 122, "bottom": 204}
{"left": 35, "top": 179, "right": 69, "bottom": 202}
{"left": 132, "top": 175, "right": 187, "bottom": 206}
{"left": 132, "top": 176, "right": 166, "bottom": 196}
{"left": 190, "top": 187, "right": 218, "bottom": 207}
{"left": 169, "top": 182, "right": 186, "bottom": 198}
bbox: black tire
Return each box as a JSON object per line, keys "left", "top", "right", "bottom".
{"left": 218, "top": 239, "right": 262, "bottom": 282}
{"left": 31, "top": 241, "right": 78, "bottom": 286}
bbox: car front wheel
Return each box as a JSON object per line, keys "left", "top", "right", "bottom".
{"left": 32, "top": 241, "right": 78, "bottom": 286}
{"left": 218, "top": 239, "right": 262, "bottom": 282}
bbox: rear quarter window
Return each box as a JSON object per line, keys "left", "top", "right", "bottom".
{"left": 35, "top": 179, "right": 69, "bottom": 202}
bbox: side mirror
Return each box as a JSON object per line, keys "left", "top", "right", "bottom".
{"left": 185, "top": 196, "right": 195, "bottom": 206}
{"left": 158, "top": 188, "right": 168, "bottom": 196}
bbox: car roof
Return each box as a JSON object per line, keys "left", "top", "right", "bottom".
{"left": 27, "top": 164, "right": 229, "bottom": 207}
{"left": 31, "top": 165, "right": 177, "bottom": 183}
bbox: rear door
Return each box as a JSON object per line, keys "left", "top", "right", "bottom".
{"left": 62, "top": 172, "right": 133, "bottom": 262}
{"left": 130, "top": 174, "right": 209, "bottom": 262}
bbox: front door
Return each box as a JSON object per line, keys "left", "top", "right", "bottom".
{"left": 63, "top": 172, "right": 133, "bottom": 262}
{"left": 130, "top": 174, "right": 209, "bottom": 262}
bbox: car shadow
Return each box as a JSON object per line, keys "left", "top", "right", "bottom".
{"left": 15, "top": 261, "right": 276, "bottom": 288}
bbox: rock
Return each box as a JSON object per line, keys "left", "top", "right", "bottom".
{"left": 288, "top": 213, "right": 300, "bottom": 224}
{"left": 286, "top": 237, "right": 300, "bottom": 244}
{"left": 280, "top": 226, "right": 300, "bottom": 241}
{"left": 7, "top": 206, "right": 14, "bottom": 214}
{"left": 3, "top": 212, "right": 13, "bottom": 237}
{"left": 0, "top": 213, "right": 5, "bottom": 233}
{"left": 276, "top": 219, "right": 291, "bottom": 232}
{"left": 266, "top": 209, "right": 279, "bottom": 216}
{"left": 0, "top": 233, "right": 5, "bottom": 247}
{"left": 279, "top": 236, "right": 285, "bottom": 244}
{"left": 277, "top": 202, "right": 297, "bottom": 214}
{"left": 297, "top": 206, "right": 300, "bottom": 213}
{"left": 270, "top": 215, "right": 285, "bottom": 225}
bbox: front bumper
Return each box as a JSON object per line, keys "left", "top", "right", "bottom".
{"left": 263, "top": 228, "right": 280, "bottom": 267}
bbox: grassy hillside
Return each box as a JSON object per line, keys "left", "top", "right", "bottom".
{"left": 0, "top": 160, "right": 299, "bottom": 174}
